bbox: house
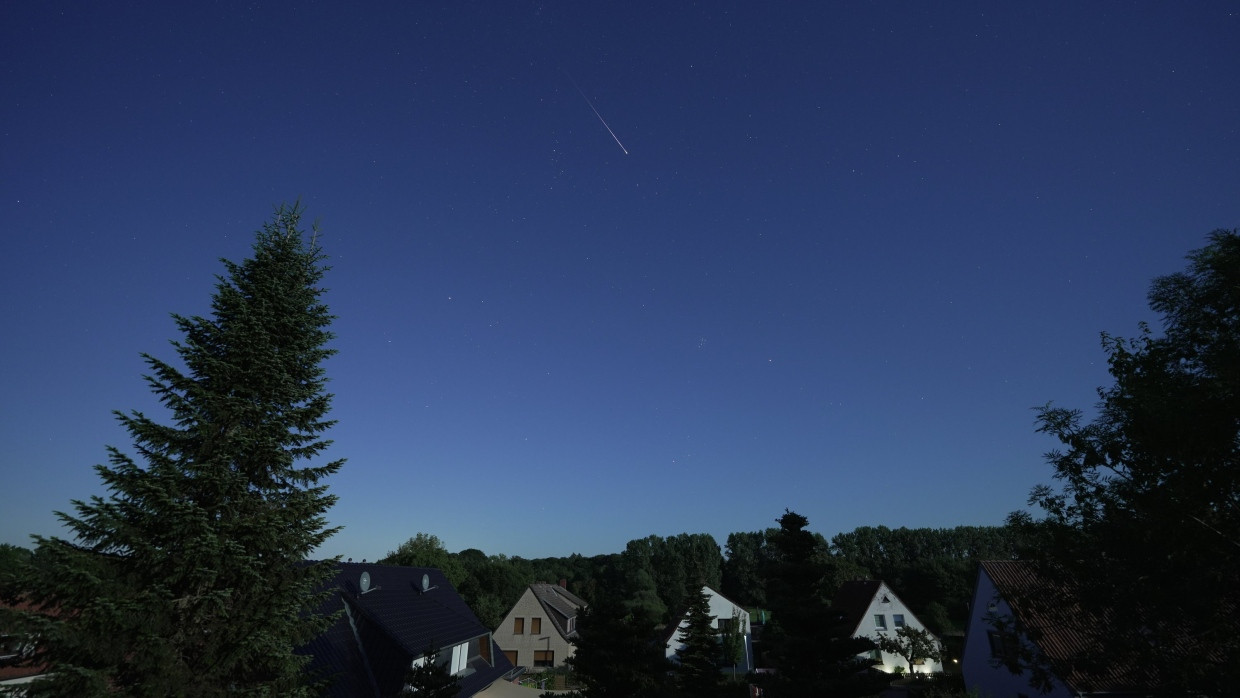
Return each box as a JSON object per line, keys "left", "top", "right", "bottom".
{"left": 0, "top": 599, "right": 51, "bottom": 690}
{"left": 663, "top": 585, "right": 754, "bottom": 674}
{"left": 299, "top": 562, "right": 513, "bottom": 698}
{"left": 829, "top": 580, "right": 944, "bottom": 675}
{"left": 493, "top": 581, "right": 587, "bottom": 671}
{"left": 961, "top": 559, "right": 1202, "bottom": 698}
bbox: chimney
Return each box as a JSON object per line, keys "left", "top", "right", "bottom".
{"left": 558, "top": 579, "right": 567, "bottom": 589}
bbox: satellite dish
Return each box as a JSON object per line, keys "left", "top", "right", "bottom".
{"left": 360, "top": 571, "right": 371, "bottom": 594}
{"left": 422, "top": 573, "right": 430, "bottom": 592}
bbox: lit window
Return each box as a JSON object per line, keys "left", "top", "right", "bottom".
{"left": 514, "top": 617, "right": 524, "bottom": 634}
{"left": 874, "top": 614, "right": 887, "bottom": 630}
{"left": 893, "top": 614, "right": 905, "bottom": 628}
{"left": 531, "top": 617, "right": 542, "bottom": 634}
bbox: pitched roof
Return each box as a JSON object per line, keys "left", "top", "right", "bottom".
{"left": 979, "top": 560, "right": 1151, "bottom": 695}
{"left": 528, "top": 582, "right": 587, "bottom": 640}
{"left": 300, "top": 562, "right": 513, "bottom": 698}
{"left": 829, "top": 579, "right": 926, "bottom": 639}
{"left": 829, "top": 580, "right": 883, "bottom": 636}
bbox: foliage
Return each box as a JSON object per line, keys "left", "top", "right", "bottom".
{"left": 0, "top": 203, "right": 343, "bottom": 696}
{"left": 618, "top": 533, "right": 722, "bottom": 624}
{"left": 1022, "top": 229, "right": 1240, "bottom": 696}
{"left": 401, "top": 645, "right": 460, "bottom": 698}
{"left": 719, "top": 608, "right": 745, "bottom": 673}
{"left": 761, "top": 510, "right": 876, "bottom": 697}
{"left": 672, "top": 586, "right": 721, "bottom": 698}
{"left": 874, "top": 626, "right": 944, "bottom": 675}
{"left": 721, "top": 531, "right": 768, "bottom": 607}
{"left": 558, "top": 595, "right": 671, "bottom": 698}
{"left": 382, "top": 533, "right": 467, "bottom": 587}
{"left": 829, "top": 524, "right": 1023, "bottom": 633}
{"left": 0, "top": 544, "right": 32, "bottom": 591}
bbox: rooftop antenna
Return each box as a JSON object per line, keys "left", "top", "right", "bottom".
{"left": 420, "top": 573, "right": 438, "bottom": 594}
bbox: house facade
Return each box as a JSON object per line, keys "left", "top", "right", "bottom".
{"left": 299, "top": 562, "right": 513, "bottom": 697}
{"left": 493, "top": 581, "right": 587, "bottom": 671}
{"left": 830, "top": 580, "right": 944, "bottom": 675}
{"left": 664, "top": 585, "right": 754, "bottom": 674}
{"left": 961, "top": 560, "right": 1168, "bottom": 698}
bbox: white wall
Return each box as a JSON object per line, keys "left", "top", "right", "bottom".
{"left": 961, "top": 569, "right": 1073, "bottom": 698}
{"left": 665, "top": 586, "right": 752, "bottom": 672}
{"left": 859, "top": 582, "right": 945, "bottom": 675}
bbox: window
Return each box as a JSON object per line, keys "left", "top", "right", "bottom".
{"left": 503, "top": 650, "right": 517, "bottom": 667}
{"left": 533, "top": 650, "right": 555, "bottom": 667}
{"left": 513, "top": 617, "right": 524, "bottom": 634}
{"left": 566, "top": 616, "right": 576, "bottom": 633}
{"left": 450, "top": 642, "right": 467, "bottom": 675}
{"left": 893, "top": 614, "right": 906, "bottom": 628}
{"left": 718, "top": 617, "right": 733, "bottom": 632}
{"left": 868, "top": 649, "right": 882, "bottom": 662}
{"left": 987, "top": 630, "right": 1020, "bottom": 671}
{"left": 874, "top": 614, "right": 887, "bottom": 630}
{"left": 531, "top": 617, "right": 542, "bottom": 634}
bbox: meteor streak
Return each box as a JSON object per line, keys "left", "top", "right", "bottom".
{"left": 566, "top": 73, "right": 628, "bottom": 155}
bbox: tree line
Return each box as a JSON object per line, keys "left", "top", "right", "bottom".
{"left": 380, "top": 521, "right": 1024, "bottom": 636}
{"left": 0, "top": 205, "right": 1233, "bottom": 696}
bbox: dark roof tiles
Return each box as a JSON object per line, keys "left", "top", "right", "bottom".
{"left": 529, "top": 582, "right": 587, "bottom": 639}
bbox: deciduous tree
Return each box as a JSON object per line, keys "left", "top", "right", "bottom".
{"left": 1023, "top": 230, "right": 1240, "bottom": 695}
{"left": 874, "top": 626, "right": 944, "bottom": 676}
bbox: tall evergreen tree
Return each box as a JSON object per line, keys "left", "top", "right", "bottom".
{"left": 2, "top": 203, "right": 343, "bottom": 696}
{"left": 672, "top": 586, "right": 720, "bottom": 698}
{"left": 559, "top": 596, "right": 671, "bottom": 698}
{"left": 761, "top": 510, "right": 875, "bottom": 697}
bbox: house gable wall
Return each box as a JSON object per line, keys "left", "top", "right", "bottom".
{"left": 664, "top": 586, "right": 754, "bottom": 673}
{"left": 856, "top": 581, "right": 946, "bottom": 675}
{"left": 493, "top": 587, "right": 576, "bottom": 671}
{"left": 961, "top": 568, "right": 1073, "bottom": 698}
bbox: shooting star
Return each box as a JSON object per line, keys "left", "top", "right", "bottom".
{"left": 566, "top": 73, "right": 629, "bottom": 155}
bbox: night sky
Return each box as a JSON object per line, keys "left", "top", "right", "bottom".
{"left": 3, "top": 2, "right": 1237, "bottom": 562}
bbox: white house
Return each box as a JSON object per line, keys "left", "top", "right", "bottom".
{"left": 962, "top": 560, "right": 1163, "bottom": 698}
{"left": 664, "top": 585, "right": 753, "bottom": 674}
{"left": 830, "top": 580, "right": 944, "bottom": 675}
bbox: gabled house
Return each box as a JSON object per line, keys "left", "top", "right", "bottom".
{"left": 829, "top": 580, "right": 944, "bottom": 675}
{"left": 663, "top": 585, "right": 754, "bottom": 674}
{"left": 493, "top": 581, "right": 587, "bottom": 671}
{"left": 299, "top": 562, "right": 513, "bottom": 698}
{"left": 961, "top": 559, "right": 1199, "bottom": 698}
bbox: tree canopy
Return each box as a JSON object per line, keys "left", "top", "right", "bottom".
{"left": 0, "top": 204, "right": 343, "bottom": 696}
{"left": 1019, "top": 229, "right": 1239, "bottom": 695}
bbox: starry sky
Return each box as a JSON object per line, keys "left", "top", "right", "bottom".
{"left": 2, "top": 2, "right": 1237, "bottom": 563}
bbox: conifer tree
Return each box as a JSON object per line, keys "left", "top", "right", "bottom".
{"left": 3, "top": 203, "right": 344, "bottom": 696}
{"left": 402, "top": 646, "right": 460, "bottom": 698}
{"left": 672, "top": 586, "right": 720, "bottom": 698}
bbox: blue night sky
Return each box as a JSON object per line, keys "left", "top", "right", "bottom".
{"left": 2, "top": 2, "right": 1237, "bottom": 563}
